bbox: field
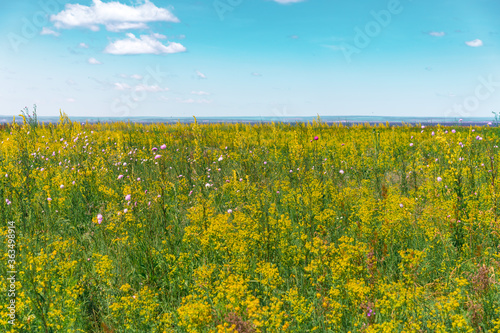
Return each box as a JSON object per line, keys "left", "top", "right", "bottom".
{"left": 1, "top": 114, "right": 500, "bottom": 332}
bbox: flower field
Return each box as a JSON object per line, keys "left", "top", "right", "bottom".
{"left": 1, "top": 114, "right": 500, "bottom": 332}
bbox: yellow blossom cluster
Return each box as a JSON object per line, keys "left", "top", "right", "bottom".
{"left": 0, "top": 116, "right": 499, "bottom": 331}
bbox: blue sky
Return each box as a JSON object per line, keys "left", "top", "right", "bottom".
{"left": 0, "top": 0, "right": 499, "bottom": 118}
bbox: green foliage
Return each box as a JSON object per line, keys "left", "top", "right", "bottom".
{"left": 0, "top": 119, "right": 499, "bottom": 332}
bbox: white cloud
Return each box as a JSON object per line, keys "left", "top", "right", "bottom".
{"left": 114, "top": 82, "right": 131, "bottom": 90}
{"left": 465, "top": 39, "right": 483, "bottom": 47}
{"left": 191, "top": 91, "right": 210, "bottom": 95}
{"left": 196, "top": 70, "right": 207, "bottom": 79}
{"left": 79, "top": 42, "right": 89, "bottom": 48}
{"left": 106, "top": 22, "right": 148, "bottom": 32}
{"left": 429, "top": 31, "right": 445, "bottom": 37}
{"left": 114, "top": 82, "right": 168, "bottom": 92}
{"left": 130, "top": 74, "right": 143, "bottom": 80}
{"left": 66, "top": 98, "right": 76, "bottom": 102}
{"left": 40, "top": 27, "right": 60, "bottom": 36}
{"left": 104, "top": 33, "right": 186, "bottom": 55}
{"left": 88, "top": 57, "right": 102, "bottom": 64}
{"left": 251, "top": 72, "right": 262, "bottom": 77}
{"left": 134, "top": 84, "right": 168, "bottom": 92}
{"left": 178, "top": 98, "right": 212, "bottom": 104}
{"left": 273, "top": 0, "right": 305, "bottom": 3}
{"left": 51, "top": 0, "right": 179, "bottom": 32}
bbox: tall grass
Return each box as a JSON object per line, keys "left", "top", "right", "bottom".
{"left": 1, "top": 115, "right": 499, "bottom": 332}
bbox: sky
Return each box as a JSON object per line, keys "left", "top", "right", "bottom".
{"left": 0, "top": 0, "right": 499, "bottom": 119}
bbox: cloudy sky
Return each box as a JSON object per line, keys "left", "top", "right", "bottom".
{"left": 0, "top": 0, "right": 499, "bottom": 118}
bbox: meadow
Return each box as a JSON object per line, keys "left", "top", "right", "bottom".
{"left": 1, "top": 112, "right": 500, "bottom": 332}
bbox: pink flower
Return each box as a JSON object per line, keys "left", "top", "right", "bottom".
{"left": 97, "top": 214, "right": 103, "bottom": 224}
{"left": 161, "top": 144, "right": 167, "bottom": 149}
{"left": 437, "top": 177, "right": 442, "bottom": 182}
{"left": 152, "top": 147, "right": 158, "bottom": 151}
{"left": 60, "top": 184, "right": 64, "bottom": 189}
{"left": 227, "top": 209, "right": 233, "bottom": 214}
{"left": 339, "top": 170, "right": 344, "bottom": 174}
{"left": 124, "top": 209, "right": 128, "bottom": 213}
{"left": 125, "top": 194, "right": 131, "bottom": 201}
{"left": 399, "top": 203, "right": 403, "bottom": 208}
{"left": 154, "top": 155, "right": 161, "bottom": 159}
{"left": 47, "top": 198, "right": 52, "bottom": 202}
{"left": 314, "top": 136, "right": 319, "bottom": 140}
{"left": 410, "top": 143, "right": 413, "bottom": 147}
{"left": 118, "top": 175, "right": 124, "bottom": 180}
